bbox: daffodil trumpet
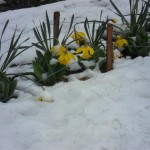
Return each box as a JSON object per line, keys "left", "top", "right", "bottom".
{"left": 71, "top": 30, "right": 86, "bottom": 45}
{"left": 114, "top": 35, "right": 128, "bottom": 48}
{"left": 57, "top": 45, "right": 76, "bottom": 65}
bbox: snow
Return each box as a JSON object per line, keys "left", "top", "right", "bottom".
{"left": 0, "top": 0, "right": 150, "bottom": 150}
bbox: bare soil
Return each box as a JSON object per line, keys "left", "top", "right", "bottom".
{"left": 0, "top": 0, "right": 64, "bottom": 12}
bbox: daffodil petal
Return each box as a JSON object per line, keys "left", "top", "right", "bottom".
{"left": 76, "top": 47, "right": 83, "bottom": 53}
{"left": 71, "top": 32, "right": 86, "bottom": 45}
{"left": 69, "top": 53, "right": 76, "bottom": 60}
{"left": 58, "top": 46, "right": 66, "bottom": 55}
{"left": 114, "top": 37, "right": 128, "bottom": 48}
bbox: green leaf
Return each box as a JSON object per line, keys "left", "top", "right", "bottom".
{"left": 1, "top": 38, "right": 30, "bottom": 72}
{"left": 54, "top": 63, "right": 65, "bottom": 80}
{"left": 58, "top": 18, "right": 66, "bottom": 45}
{"left": 36, "top": 50, "right": 44, "bottom": 59}
{"left": 93, "top": 47, "right": 105, "bottom": 62}
{"left": 33, "top": 27, "right": 47, "bottom": 51}
{"left": 3, "top": 81, "right": 9, "bottom": 99}
{"left": 84, "top": 18, "right": 92, "bottom": 43}
{"left": 0, "top": 24, "right": 30, "bottom": 72}
{"left": 0, "top": 80, "right": 4, "bottom": 94}
{"left": 47, "top": 64, "right": 56, "bottom": 86}
{"left": 137, "top": 47, "right": 150, "bottom": 57}
{"left": 110, "top": 0, "right": 129, "bottom": 26}
{"left": 9, "top": 79, "right": 17, "bottom": 96}
{"left": 46, "top": 11, "right": 51, "bottom": 48}
{"left": 44, "top": 50, "right": 52, "bottom": 63}
{"left": 100, "top": 10, "right": 103, "bottom": 21}
{"left": 0, "top": 20, "right": 9, "bottom": 41}
{"left": 32, "top": 43, "right": 45, "bottom": 51}
{"left": 99, "top": 59, "right": 106, "bottom": 70}
{"left": 0, "top": 20, "right": 9, "bottom": 52}
{"left": 32, "top": 61, "right": 44, "bottom": 80}
{"left": 61, "top": 15, "right": 74, "bottom": 45}
{"left": 41, "top": 22, "right": 49, "bottom": 51}
{"left": 92, "top": 21, "right": 96, "bottom": 42}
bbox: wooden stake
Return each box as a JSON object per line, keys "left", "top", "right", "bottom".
{"left": 53, "top": 11, "right": 60, "bottom": 46}
{"left": 106, "top": 23, "right": 113, "bottom": 72}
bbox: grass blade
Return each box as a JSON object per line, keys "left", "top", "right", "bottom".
{"left": 46, "top": 11, "right": 51, "bottom": 48}
{"left": 110, "top": 0, "right": 129, "bottom": 26}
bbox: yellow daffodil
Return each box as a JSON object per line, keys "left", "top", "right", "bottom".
{"left": 58, "top": 46, "right": 76, "bottom": 65}
{"left": 57, "top": 45, "right": 67, "bottom": 55}
{"left": 37, "top": 96, "right": 43, "bottom": 101}
{"left": 111, "top": 19, "right": 117, "bottom": 23}
{"left": 71, "top": 31, "right": 86, "bottom": 45}
{"left": 37, "top": 96, "right": 54, "bottom": 102}
{"left": 50, "top": 44, "right": 61, "bottom": 56}
{"left": 76, "top": 45, "right": 94, "bottom": 59}
{"left": 37, "top": 91, "right": 54, "bottom": 102}
{"left": 114, "top": 35, "right": 128, "bottom": 48}
{"left": 58, "top": 53, "right": 76, "bottom": 65}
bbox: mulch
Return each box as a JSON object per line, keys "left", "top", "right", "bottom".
{"left": 0, "top": 0, "right": 64, "bottom": 12}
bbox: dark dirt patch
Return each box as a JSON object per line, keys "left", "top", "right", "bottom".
{"left": 0, "top": 0, "right": 64, "bottom": 12}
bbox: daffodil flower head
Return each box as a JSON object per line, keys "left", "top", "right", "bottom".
{"left": 37, "top": 96, "right": 43, "bottom": 101}
{"left": 111, "top": 19, "right": 117, "bottom": 23}
{"left": 50, "top": 44, "right": 62, "bottom": 56}
{"left": 37, "top": 91, "right": 54, "bottom": 102}
{"left": 57, "top": 46, "right": 76, "bottom": 65}
{"left": 76, "top": 45, "right": 94, "bottom": 59}
{"left": 57, "top": 45, "right": 67, "bottom": 55}
{"left": 114, "top": 35, "right": 128, "bottom": 48}
{"left": 71, "top": 31, "right": 86, "bottom": 45}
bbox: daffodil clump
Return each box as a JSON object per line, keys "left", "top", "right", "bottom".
{"left": 71, "top": 31, "right": 95, "bottom": 59}
{"left": 50, "top": 31, "right": 95, "bottom": 66}
{"left": 51, "top": 43, "right": 95, "bottom": 65}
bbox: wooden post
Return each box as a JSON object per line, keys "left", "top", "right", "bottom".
{"left": 53, "top": 11, "right": 60, "bottom": 46}
{"left": 106, "top": 23, "right": 113, "bottom": 72}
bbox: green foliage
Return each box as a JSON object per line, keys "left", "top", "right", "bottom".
{"left": 33, "top": 12, "right": 52, "bottom": 52}
{"left": 74, "top": 17, "right": 107, "bottom": 52}
{"left": 110, "top": 0, "right": 150, "bottom": 58}
{"left": 110, "top": 0, "right": 150, "bottom": 35}
{"left": 33, "top": 11, "right": 74, "bottom": 51}
{"left": 83, "top": 19, "right": 106, "bottom": 49}
{"left": 33, "top": 50, "right": 65, "bottom": 86}
{"left": 0, "top": 21, "right": 30, "bottom": 72}
{"left": 0, "top": 72, "right": 17, "bottom": 103}
{"left": 32, "top": 12, "right": 75, "bottom": 86}
{"left": 61, "top": 14, "right": 74, "bottom": 45}
{"left": 0, "top": 20, "right": 30, "bottom": 102}
{"left": 125, "top": 27, "right": 150, "bottom": 58}
{"left": 73, "top": 15, "right": 107, "bottom": 71}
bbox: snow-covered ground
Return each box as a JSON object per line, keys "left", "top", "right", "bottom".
{"left": 0, "top": 0, "right": 150, "bottom": 150}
